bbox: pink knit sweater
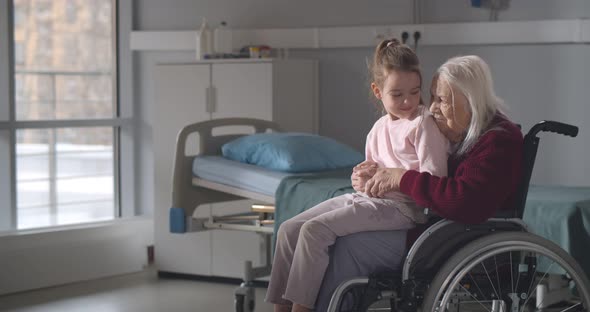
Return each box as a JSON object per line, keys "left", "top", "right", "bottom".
{"left": 365, "top": 106, "right": 450, "bottom": 222}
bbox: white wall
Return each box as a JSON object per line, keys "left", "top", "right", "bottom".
{"left": 422, "top": 0, "right": 589, "bottom": 22}
{"left": 134, "top": 0, "right": 590, "bottom": 216}
{"left": 134, "top": 0, "right": 415, "bottom": 30}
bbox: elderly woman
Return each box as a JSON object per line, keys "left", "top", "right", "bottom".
{"left": 314, "top": 55, "right": 524, "bottom": 311}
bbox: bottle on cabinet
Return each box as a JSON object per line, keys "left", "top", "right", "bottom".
{"left": 196, "top": 18, "right": 213, "bottom": 60}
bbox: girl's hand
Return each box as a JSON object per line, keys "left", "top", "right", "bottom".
{"left": 364, "top": 168, "right": 407, "bottom": 198}
{"left": 351, "top": 161, "right": 378, "bottom": 192}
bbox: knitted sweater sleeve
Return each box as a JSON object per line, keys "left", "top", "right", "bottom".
{"left": 399, "top": 128, "right": 523, "bottom": 224}
{"left": 414, "top": 115, "right": 450, "bottom": 177}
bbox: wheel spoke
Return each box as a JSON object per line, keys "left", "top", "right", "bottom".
{"left": 520, "top": 258, "right": 556, "bottom": 312}
{"left": 494, "top": 255, "right": 502, "bottom": 301}
{"left": 514, "top": 258, "right": 521, "bottom": 296}
{"left": 510, "top": 251, "right": 514, "bottom": 295}
{"left": 559, "top": 302, "right": 582, "bottom": 312}
{"left": 481, "top": 261, "right": 500, "bottom": 300}
{"left": 469, "top": 272, "right": 488, "bottom": 301}
{"left": 519, "top": 256, "right": 540, "bottom": 312}
{"left": 457, "top": 283, "right": 493, "bottom": 312}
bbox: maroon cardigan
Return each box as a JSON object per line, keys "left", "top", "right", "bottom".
{"left": 400, "top": 116, "right": 523, "bottom": 228}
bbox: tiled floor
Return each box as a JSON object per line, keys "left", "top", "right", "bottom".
{"left": 0, "top": 269, "right": 274, "bottom": 312}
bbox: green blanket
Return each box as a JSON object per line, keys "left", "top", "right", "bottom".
{"left": 523, "top": 185, "right": 590, "bottom": 278}
{"left": 273, "top": 168, "right": 354, "bottom": 240}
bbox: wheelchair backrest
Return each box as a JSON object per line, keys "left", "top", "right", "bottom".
{"left": 513, "top": 121, "right": 578, "bottom": 219}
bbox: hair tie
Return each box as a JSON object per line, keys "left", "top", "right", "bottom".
{"left": 386, "top": 41, "right": 394, "bottom": 47}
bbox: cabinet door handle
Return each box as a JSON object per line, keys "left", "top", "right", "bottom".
{"left": 205, "top": 86, "right": 212, "bottom": 113}
{"left": 209, "top": 86, "right": 217, "bottom": 113}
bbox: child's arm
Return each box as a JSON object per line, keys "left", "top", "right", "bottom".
{"left": 352, "top": 123, "right": 380, "bottom": 192}
{"left": 364, "top": 126, "right": 376, "bottom": 165}
{"left": 414, "top": 115, "right": 450, "bottom": 177}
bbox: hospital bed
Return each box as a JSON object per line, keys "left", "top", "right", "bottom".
{"left": 168, "top": 117, "right": 353, "bottom": 310}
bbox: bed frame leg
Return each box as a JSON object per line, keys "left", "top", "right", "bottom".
{"left": 234, "top": 261, "right": 256, "bottom": 312}
{"left": 234, "top": 232, "right": 274, "bottom": 311}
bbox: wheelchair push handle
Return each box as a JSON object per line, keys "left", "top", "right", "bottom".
{"left": 528, "top": 120, "right": 578, "bottom": 138}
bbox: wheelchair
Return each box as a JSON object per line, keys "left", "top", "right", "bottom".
{"left": 327, "top": 121, "right": 590, "bottom": 312}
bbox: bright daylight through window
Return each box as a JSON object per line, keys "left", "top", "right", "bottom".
{"left": 11, "top": 0, "right": 117, "bottom": 229}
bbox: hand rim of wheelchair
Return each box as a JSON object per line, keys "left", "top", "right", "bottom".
{"left": 421, "top": 231, "right": 590, "bottom": 312}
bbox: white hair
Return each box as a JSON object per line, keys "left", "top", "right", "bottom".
{"left": 437, "top": 55, "right": 508, "bottom": 155}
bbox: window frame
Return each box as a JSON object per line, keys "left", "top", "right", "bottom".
{"left": 0, "top": 0, "right": 135, "bottom": 232}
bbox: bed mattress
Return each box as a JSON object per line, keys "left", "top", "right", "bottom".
{"left": 192, "top": 156, "right": 298, "bottom": 196}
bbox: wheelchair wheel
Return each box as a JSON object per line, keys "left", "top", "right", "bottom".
{"left": 422, "top": 232, "right": 590, "bottom": 312}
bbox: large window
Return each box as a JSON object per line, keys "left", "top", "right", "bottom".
{"left": 2, "top": 0, "right": 123, "bottom": 230}
{"left": 16, "top": 127, "right": 114, "bottom": 228}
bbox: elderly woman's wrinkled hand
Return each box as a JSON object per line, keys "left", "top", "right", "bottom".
{"left": 351, "top": 161, "right": 378, "bottom": 192}
{"left": 364, "top": 167, "right": 407, "bottom": 198}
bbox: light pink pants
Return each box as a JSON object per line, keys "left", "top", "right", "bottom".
{"left": 265, "top": 193, "right": 416, "bottom": 309}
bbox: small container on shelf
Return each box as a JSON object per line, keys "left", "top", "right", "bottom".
{"left": 259, "top": 46, "right": 271, "bottom": 58}
{"left": 243, "top": 45, "right": 272, "bottom": 58}
{"left": 248, "top": 46, "right": 260, "bottom": 58}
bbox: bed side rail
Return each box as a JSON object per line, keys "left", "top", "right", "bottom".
{"left": 170, "top": 118, "right": 282, "bottom": 233}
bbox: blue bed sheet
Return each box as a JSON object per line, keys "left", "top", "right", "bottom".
{"left": 193, "top": 156, "right": 296, "bottom": 196}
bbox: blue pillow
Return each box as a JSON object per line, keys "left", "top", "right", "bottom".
{"left": 221, "top": 132, "right": 363, "bottom": 173}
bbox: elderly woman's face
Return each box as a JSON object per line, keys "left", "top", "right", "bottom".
{"left": 430, "top": 77, "right": 472, "bottom": 143}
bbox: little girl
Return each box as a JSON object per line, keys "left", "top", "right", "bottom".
{"left": 265, "top": 39, "right": 450, "bottom": 312}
